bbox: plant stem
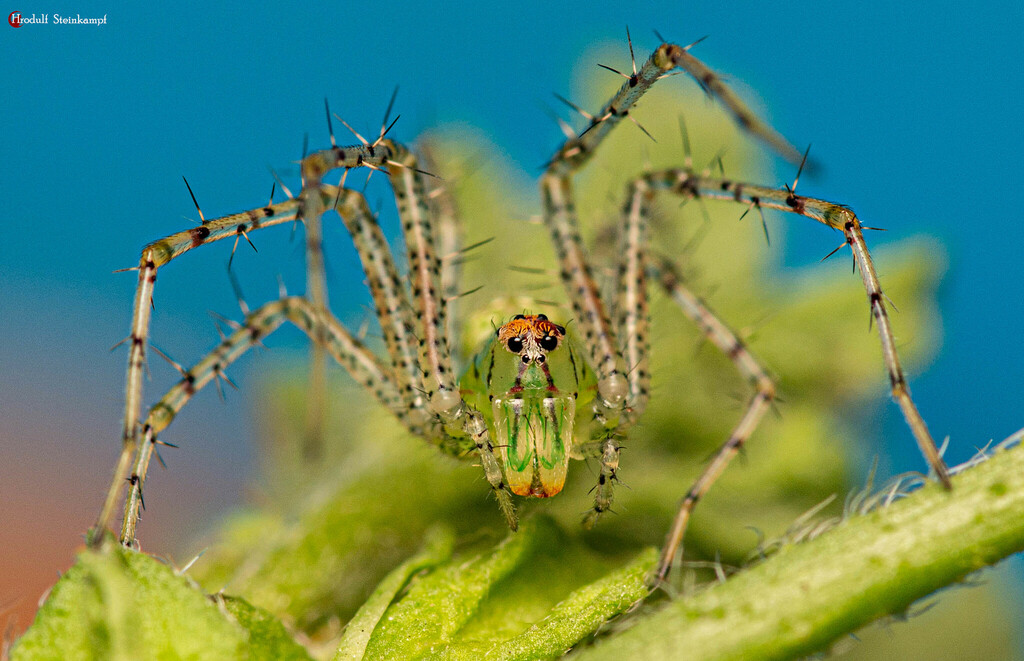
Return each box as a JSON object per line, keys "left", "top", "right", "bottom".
{"left": 577, "top": 442, "right": 1024, "bottom": 661}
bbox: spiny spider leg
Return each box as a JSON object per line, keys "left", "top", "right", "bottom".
{"left": 269, "top": 129, "right": 515, "bottom": 524}
{"left": 583, "top": 180, "right": 654, "bottom": 525}
{"left": 420, "top": 145, "right": 465, "bottom": 349}
{"left": 91, "top": 190, "right": 315, "bottom": 547}
{"left": 120, "top": 296, "right": 444, "bottom": 545}
{"left": 92, "top": 136, "right": 428, "bottom": 547}
{"left": 95, "top": 113, "right": 523, "bottom": 545}
{"left": 596, "top": 163, "right": 952, "bottom": 584}
{"left": 333, "top": 171, "right": 511, "bottom": 528}
{"left": 613, "top": 182, "right": 653, "bottom": 427}
{"left": 649, "top": 257, "right": 776, "bottom": 584}
{"left": 333, "top": 187, "right": 429, "bottom": 428}
{"left": 611, "top": 163, "right": 952, "bottom": 581}
{"left": 299, "top": 144, "right": 331, "bottom": 461}
{"left": 298, "top": 96, "right": 400, "bottom": 460}
{"left": 384, "top": 148, "right": 518, "bottom": 528}
{"left": 543, "top": 39, "right": 808, "bottom": 529}
{"left": 636, "top": 168, "right": 952, "bottom": 490}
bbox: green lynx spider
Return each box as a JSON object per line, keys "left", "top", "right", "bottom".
{"left": 88, "top": 33, "right": 952, "bottom": 584}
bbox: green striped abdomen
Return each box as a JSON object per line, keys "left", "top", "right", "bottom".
{"left": 492, "top": 394, "right": 575, "bottom": 497}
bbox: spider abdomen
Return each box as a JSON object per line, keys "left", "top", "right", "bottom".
{"left": 493, "top": 394, "right": 575, "bottom": 497}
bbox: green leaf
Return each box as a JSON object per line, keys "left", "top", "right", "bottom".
{"left": 221, "top": 596, "right": 314, "bottom": 661}
{"left": 362, "top": 517, "right": 547, "bottom": 659}
{"left": 349, "top": 516, "right": 657, "bottom": 660}
{"left": 473, "top": 547, "right": 656, "bottom": 661}
{"left": 12, "top": 547, "right": 245, "bottom": 661}
{"left": 11, "top": 546, "right": 310, "bottom": 661}
{"left": 335, "top": 526, "right": 455, "bottom": 661}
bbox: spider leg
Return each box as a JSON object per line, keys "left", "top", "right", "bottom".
{"left": 120, "top": 296, "right": 418, "bottom": 546}
{"left": 582, "top": 436, "right": 623, "bottom": 528}
{"left": 542, "top": 39, "right": 805, "bottom": 531}
{"left": 639, "top": 168, "right": 952, "bottom": 490}
{"left": 93, "top": 143, "right": 404, "bottom": 547}
{"left": 613, "top": 181, "right": 654, "bottom": 425}
{"left": 386, "top": 148, "right": 517, "bottom": 529}
{"left": 583, "top": 181, "right": 655, "bottom": 526}
{"left": 542, "top": 40, "right": 805, "bottom": 417}
{"left": 91, "top": 190, "right": 314, "bottom": 547}
{"left": 333, "top": 188, "right": 432, "bottom": 431}
{"left": 648, "top": 257, "right": 776, "bottom": 585}
{"left": 418, "top": 143, "right": 465, "bottom": 351}
{"left": 299, "top": 154, "right": 331, "bottom": 461}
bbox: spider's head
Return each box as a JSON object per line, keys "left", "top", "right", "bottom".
{"left": 497, "top": 314, "right": 566, "bottom": 366}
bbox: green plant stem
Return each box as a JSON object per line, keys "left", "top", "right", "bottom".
{"left": 576, "top": 443, "right": 1024, "bottom": 661}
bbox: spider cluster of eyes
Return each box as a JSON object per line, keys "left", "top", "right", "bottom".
{"left": 498, "top": 314, "right": 566, "bottom": 364}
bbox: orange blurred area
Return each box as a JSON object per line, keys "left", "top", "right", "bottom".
{"left": 0, "top": 428, "right": 104, "bottom": 637}
{"left": 0, "top": 413, "right": 241, "bottom": 638}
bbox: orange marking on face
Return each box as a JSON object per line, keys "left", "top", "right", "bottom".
{"left": 497, "top": 315, "right": 565, "bottom": 346}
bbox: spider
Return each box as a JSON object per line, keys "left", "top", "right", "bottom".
{"left": 87, "top": 33, "right": 952, "bottom": 585}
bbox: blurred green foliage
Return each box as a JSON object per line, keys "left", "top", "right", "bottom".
{"left": 12, "top": 68, "right": 1021, "bottom": 660}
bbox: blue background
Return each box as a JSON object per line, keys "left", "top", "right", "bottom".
{"left": 1, "top": 0, "right": 1021, "bottom": 635}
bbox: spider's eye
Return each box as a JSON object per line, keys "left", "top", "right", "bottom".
{"left": 539, "top": 335, "right": 559, "bottom": 351}
{"left": 507, "top": 336, "right": 524, "bottom": 353}
{"left": 536, "top": 314, "right": 548, "bottom": 321}
{"left": 513, "top": 314, "right": 525, "bottom": 320}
